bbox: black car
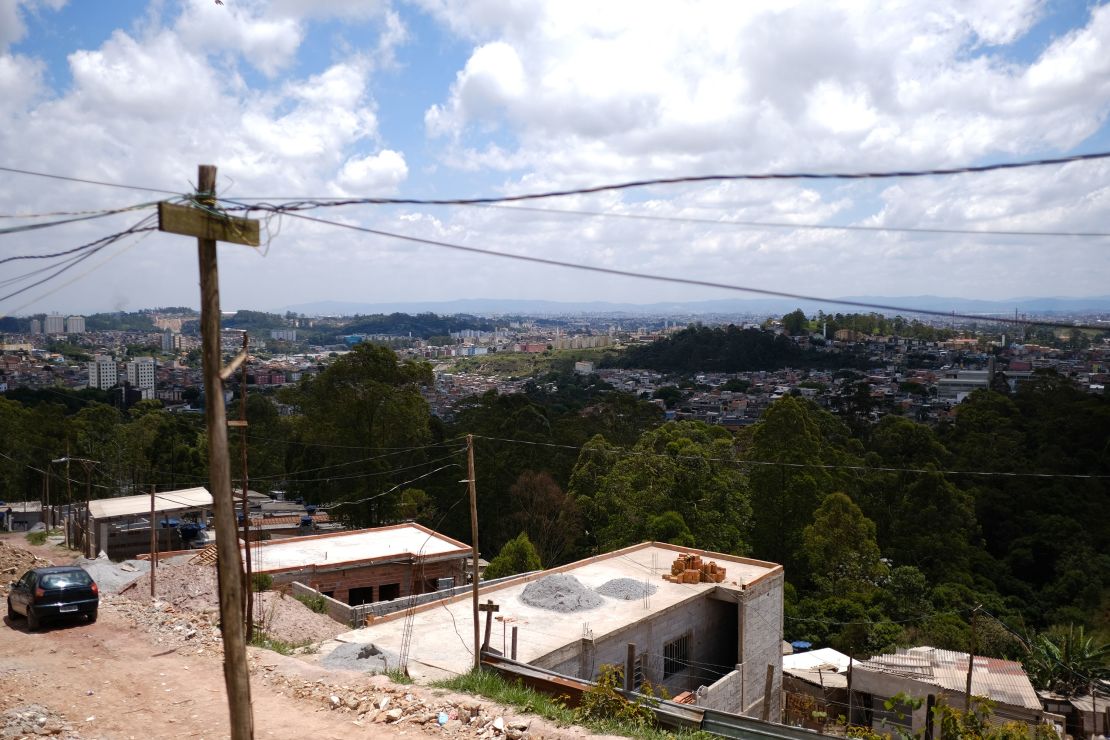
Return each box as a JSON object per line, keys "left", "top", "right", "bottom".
{"left": 7, "top": 566, "right": 99, "bottom": 630}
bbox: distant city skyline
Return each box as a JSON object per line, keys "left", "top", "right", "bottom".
{"left": 2, "top": 1, "right": 1110, "bottom": 315}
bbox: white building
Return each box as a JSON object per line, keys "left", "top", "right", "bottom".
{"left": 43, "top": 314, "right": 65, "bottom": 334}
{"left": 87, "top": 355, "right": 118, "bottom": 390}
{"left": 30, "top": 319, "right": 41, "bottom": 334}
{"left": 270, "top": 329, "right": 297, "bottom": 342}
{"left": 125, "top": 357, "right": 155, "bottom": 389}
{"left": 65, "top": 315, "right": 85, "bottom": 334}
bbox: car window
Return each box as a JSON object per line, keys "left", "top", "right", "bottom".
{"left": 20, "top": 572, "right": 34, "bottom": 588}
{"left": 39, "top": 571, "right": 93, "bottom": 589}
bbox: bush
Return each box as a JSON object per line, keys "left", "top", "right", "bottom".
{"left": 25, "top": 531, "right": 47, "bottom": 546}
{"left": 251, "top": 573, "right": 273, "bottom": 592}
{"left": 294, "top": 593, "right": 328, "bottom": 614}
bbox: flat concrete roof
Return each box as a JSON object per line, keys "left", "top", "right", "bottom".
{"left": 88, "top": 487, "right": 212, "bottom": 521}
{"left": 329, "top": 541, "right": 780, "bottom": 681}
{"left": 248, "top": 523, "right": 470, "bottom": 574}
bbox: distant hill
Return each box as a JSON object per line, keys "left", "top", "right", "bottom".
{"left": 278, "top": 295, "right": 1110, "bottom": 318}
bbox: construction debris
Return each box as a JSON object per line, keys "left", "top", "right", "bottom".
{"left": 0, "top": 540, "right": 50, "bottom": 596}
{"left": 256, "top": 672, "right": 536, "bottom": 738}
{"left": 662, "top": 553, "right": 726, "bottom": 584}
{"left": 0, "top": 703, "right": 80, "bottom": 738}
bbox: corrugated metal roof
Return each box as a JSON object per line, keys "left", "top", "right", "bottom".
{"left": 856, "top": 646, "right": 1041, "bottom": 710}
{"left": 89, "top": 487, "right": 212, "bottom": 521}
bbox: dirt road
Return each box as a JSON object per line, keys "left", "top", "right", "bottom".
{"left": 0, "top": 533, "right": 608, "bottom": 740}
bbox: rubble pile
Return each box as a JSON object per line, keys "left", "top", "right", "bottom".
{"left": 519, "top": 574, "right": 602, "bottom": 613}
{"left": 257, "top": 673, "right": 535, "bottom": 738}
{"left": 0, "top": 540, "right": 50, "bottom": 596}
{"left": 104, "top": 594, "right": 224, "bottom": 656}
{"left": 0, "top": 704, "right": 80, "bottom": 739}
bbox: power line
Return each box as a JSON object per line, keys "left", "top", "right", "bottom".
{"left": 224, "top": 150, "right": 1110, "bottom": 206}
{"left": 467, "top": 202, "right": 1110, "bottom": 239}
{"left": 469, "top": 433, "right": 1110, "bottom": 481}
{"left": 0, "top": 165, "right": 180, "bottom": 195}
{"left": 0, "top": 200, "right": 160, "bottom": 236}
{"left": 240, "top": 206, "right": 1108, "bottom": 333}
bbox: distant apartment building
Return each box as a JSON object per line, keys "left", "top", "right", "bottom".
{"left": 270, "top": 329, "right": 297, "bottom": 342}
{"left": 30, "top": 319, "right": 41, "bottom": 334}
{"left": 43, "top": 314, "right": 65, "bottom": 335}
{"left": 125, "top": 357, "right": 156, "bottom": 389}
{"left": 161, "top": 329, "right": 184, "bottom": 352}
{"left": 65, "top": 315, "right": 86, "bottom": 334}
{"left": 87, "top": 355, "right": 118, "bottom": 390}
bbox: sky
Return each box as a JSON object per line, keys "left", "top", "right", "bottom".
{"left": 1, "top": 0, "right": 1109, "bottom": 316}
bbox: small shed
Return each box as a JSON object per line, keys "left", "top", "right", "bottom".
{"left": 86, "top": 487, "right": 212, "bottom": 559}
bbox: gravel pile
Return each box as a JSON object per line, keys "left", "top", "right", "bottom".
{"left": 519, "top": 574, "right": 602, "bottom": 612}
{"left": 320, "top": 641, "right": 399, "bottom": 673}
{"left": 0, "top": 703, "right": 80, "bottom": 739}
{"left": 595, "top": 578, "right": 658, "bottom": 601}
{"left": 74, "top": 553, "right": 149, "bottom": 593}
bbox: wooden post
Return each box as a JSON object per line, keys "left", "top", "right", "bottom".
{"left": 761, "top": 663, "right": 775, "bottom": 721}
{"left": 238, "top": 330, "right": 253, "bottom": 640}
{"left": 480, "top": 599, "right": 499, "bottom": 653}
{"left": 625, "top": 643, "right": 636, "bottom": 693}
{"left": 82, "top": 462, "right": 93, "bottom": 557}
{"left": 150, "top": 486, "right": 157, "bottom": 598}
{"left": 192, "top": 164, "right": 254, "bottom": 740}
{"left": 64, "top": 449, "right": 71, "bottom": 548}
{"left": 965, "top": 605, "right": 980, "bottom": 713}
{"left": 511, "top": 626, "right": 518, "bottom": 660}
{"left": 42, "top": 472, "right": 49, "bottom": 529}
{"left": 467, "top": 434, "right": 480, "bottom": 670}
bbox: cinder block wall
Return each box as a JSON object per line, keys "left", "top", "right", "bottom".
{"left": 534, "top": 591, "right": 742, "bottom": 697}
{"left": 270, "top": 558, "right": 465, "bottom": 606}
{"left": 738, "top": 570, "right": 784, "bottom": 721}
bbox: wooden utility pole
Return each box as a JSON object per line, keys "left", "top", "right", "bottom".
{"left": 150, "top": 486, "right": 157, "bottom": 598}
{"left": 159, "top": 164, "right": 259, "bottom": 740}
{"left": 965, "top": 604, "right": 981, "bottom": 713}
{"left": 233, "top": 330, "right": 254, "bottom": 640}
{"left": 467, "top": 434, "right": 480, "bottom": 671}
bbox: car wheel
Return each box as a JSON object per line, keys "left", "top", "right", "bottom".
{"left": 6, "top": 597, "right": 16, "bottom": 621}
{"left": 26, "top": 608, "right": 40, "bottom": 632}
{"left": 87, "top": 609, "right": 97, "bottom": 624}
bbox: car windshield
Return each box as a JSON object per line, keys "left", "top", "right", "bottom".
{"left": 39, "top": 571, "right": 93, "bottom": 589}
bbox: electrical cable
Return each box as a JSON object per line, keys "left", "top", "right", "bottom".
{"left": 222, "top": 149, "right": 1110, "bottom": 205}
{"left": 0, "top": 200, "right": 160, "bottom": 236}
{"left": 234, "top": 206, "right": 1109, "bottom": 333}
{"left": 469, "top": 434, "right": 1110, "bottom": 480}
{"left": 317, "top": 462, "right": 463, "bottom": 511}
{"left": 0, "top": 165, "right": 181, "bottom": 195}
{"left": 427, "top": 201, "right": 1110, "bottom": 240}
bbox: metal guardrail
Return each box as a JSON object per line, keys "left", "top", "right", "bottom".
{"left": 701, "top": 707, "right": 822, "bottom": 740}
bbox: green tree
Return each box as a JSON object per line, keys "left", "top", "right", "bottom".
{"left": 1024, "top": 624, "right": 1110, "bottom": 696}
{"left": 574, "top": 421, "right": 751, "bottom": 554}
{"left": 484, "top": 531, "right": 542, "bottom": 580}
{"left": 802, "top": 493, "right": 885, "bottom": 594}
{"left": 782, "top": 308, "right": 808, "bottom": 335}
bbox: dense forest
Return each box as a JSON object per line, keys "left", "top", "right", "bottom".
{"left": 610, "top": 325, "right": 877, "bottom": 372}
{"left": 1, "top": 342, "right": 1107, "bottom": 687}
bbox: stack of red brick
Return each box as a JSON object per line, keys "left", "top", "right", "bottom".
{"left": 662, "top": 553, "right": 726, "bottom": 584}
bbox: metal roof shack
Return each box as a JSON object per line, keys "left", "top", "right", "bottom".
{"left": 88, "top": 487, "right": 212, "bottom": 521}
{"left": 851, "top": 646, "right": 1059, "bottom": 735}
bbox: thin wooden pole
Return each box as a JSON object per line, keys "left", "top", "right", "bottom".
{"left": 761, "top": 663, "right": 775, "bottom": 721}
{"left": 467, "top": 434, "right": 480, "bottom": 671}
{"left": 196, "top": 164, "right": 254, "bottom": 740}
{"left": 239, "top": 330, "right": 253, "bottom": 640}
{"left": 625, "top": 643, "right": 636, "bottom": 692}
{"left": 511, "top": 626, "right": 518, "bottom": 661}
{"left": 150, "top": 486, "right": 157, "bottom": 598}
{"left": 965, "top": 605, "right": 980, "bottom": 713}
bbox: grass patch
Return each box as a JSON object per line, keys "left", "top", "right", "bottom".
{"left": 294, "top": 593, "right": 329, "bottom": 614}
{"left": 25, "top": 530, "right": 47, "bottom": 546}
{"left": 432, "top": 669, "right": 576, "bottom": 726}
{"left": 250, "top": 573, "right": 273, "bottom": 592}
{"left": 432, "top": 668, "right": 714, "bottom": 740}
{"left": 248, "top": 631, "right": 310, "bottom": 656}
{"left": 385, "top": 667, "right": 413, "bottom": 685}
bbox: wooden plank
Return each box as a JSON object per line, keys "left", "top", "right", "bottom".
{"left": 158, "top": 201, "right": 260, "bottom": 247}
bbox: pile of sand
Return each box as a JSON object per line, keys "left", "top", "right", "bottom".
{"left": 519, "top": 574, "right": 603, "bottom": 613}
